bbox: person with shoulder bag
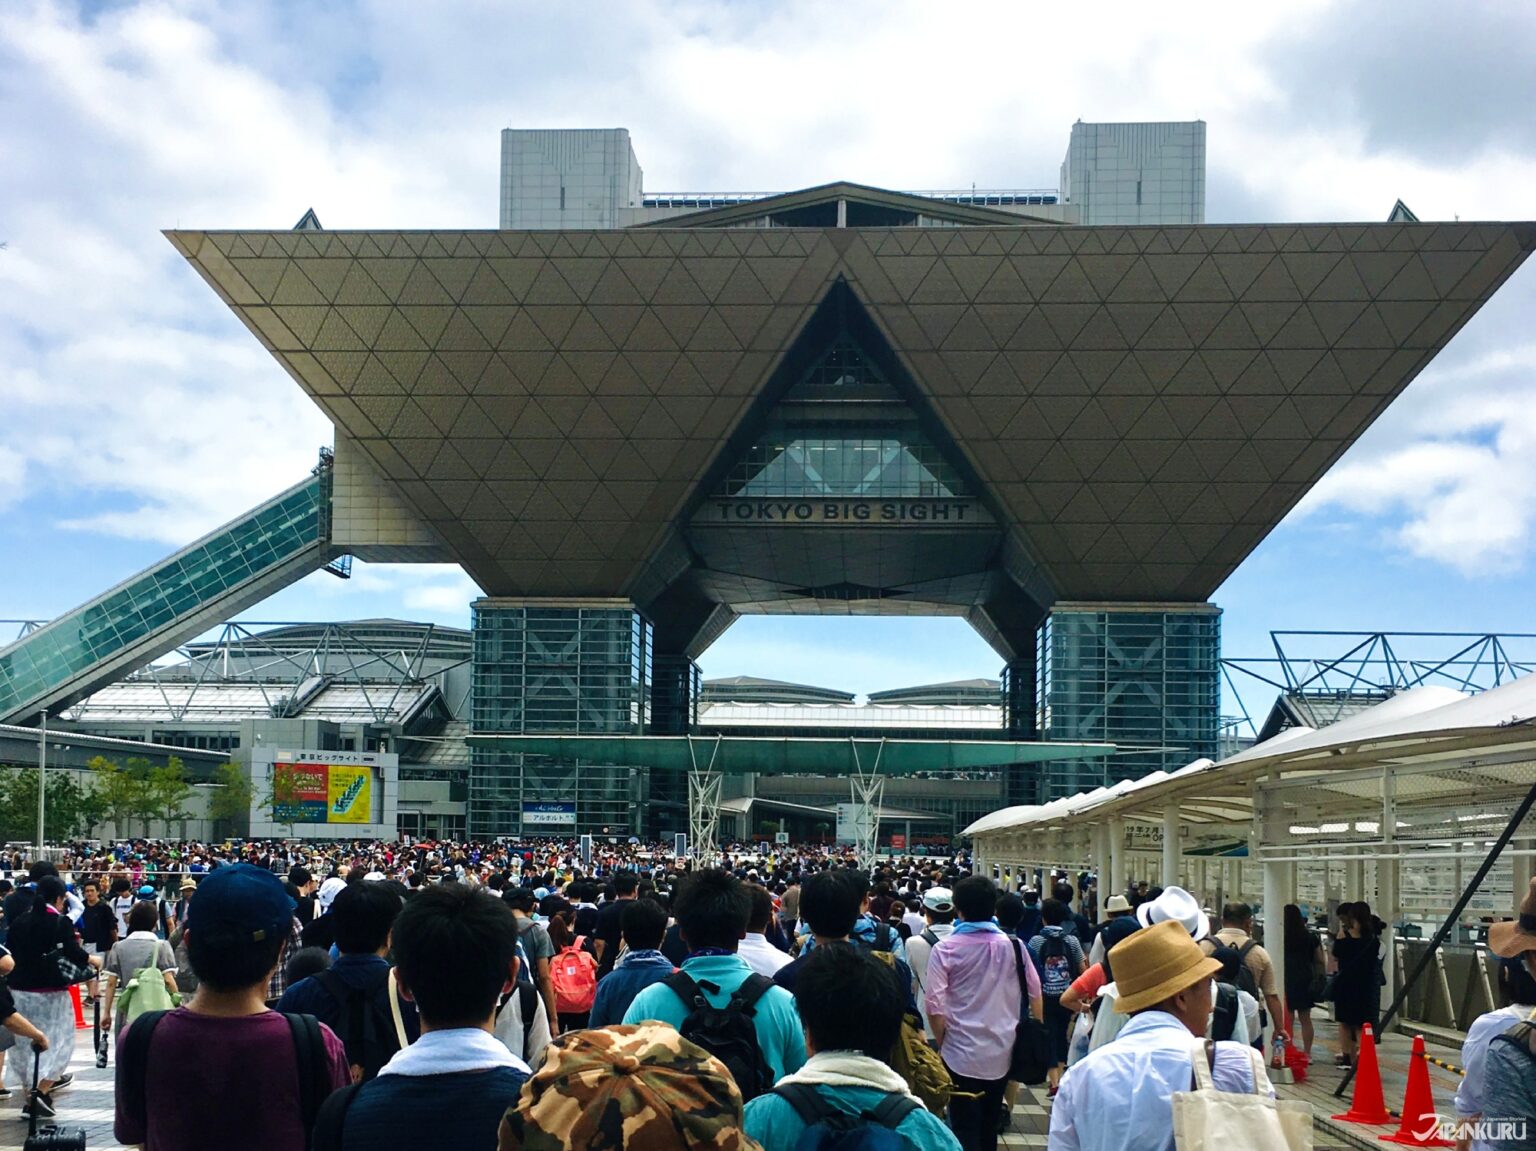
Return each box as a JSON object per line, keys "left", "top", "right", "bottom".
{"left": 1049, "top": 920, "right": 1309, "bottom": 1151}
{"left": 2, "top": 875, "right": 100, "bottom": 1118}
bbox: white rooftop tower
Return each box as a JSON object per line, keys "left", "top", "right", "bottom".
{"left": 1059, "top": 120, "right": 1206, "bottom": 225}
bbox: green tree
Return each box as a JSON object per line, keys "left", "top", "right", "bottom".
{"left": 90, "top": 755, "right": 153, "bottom": 837}
{"left": 207, "top": 762, "right": 253, "bottom": 833}
{"left": 0, "top": 765, "right": 107, "bottom": 843}
{"left": 261, "top": 762, "right": 304, "bottom": 836}
{"left": 147, "top": 757, "right": 194, "bottom": 830}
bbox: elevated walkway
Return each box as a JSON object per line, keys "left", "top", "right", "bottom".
{"left": 0, "top": 471, "right": 336, "bottom": 725}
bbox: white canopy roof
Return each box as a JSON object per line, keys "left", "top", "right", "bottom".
{"left": 965, "top": 676, "right": 1536, "bottom": 839}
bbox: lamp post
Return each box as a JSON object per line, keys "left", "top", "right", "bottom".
{"left": 36, "top": 710, "right": 47, "bottom": 858}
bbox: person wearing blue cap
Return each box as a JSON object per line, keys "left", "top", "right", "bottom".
{"left": 114, "top": 863, "right": 350, "bottom": 1151}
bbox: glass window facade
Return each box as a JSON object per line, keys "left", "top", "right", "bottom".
{"left": 0, "top": 475, "right": 327, "bottom": 722}
{"left": 468, "top": 602, "right": 664, "bottom": 837}
{"left": 714, "top": 332, "right": 970, "bottom": 500}
{"left": 1037, "top": 606, "right": 1220, "bottom": 801}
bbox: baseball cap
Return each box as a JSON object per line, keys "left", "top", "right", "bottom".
{"left": 137, "top": 884, "right": 157, "bottom": 897}
{"left": 185, "top": 863, "right": 294, "bottom": 942}
{"left": 922, "top": 887, "right": 955, "bottom": 912}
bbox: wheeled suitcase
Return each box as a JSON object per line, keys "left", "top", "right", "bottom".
{"left": 22, "top": 1044, "right": 86, "bottom": 1151}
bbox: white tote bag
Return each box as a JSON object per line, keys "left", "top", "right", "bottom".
{"left": 1171, "top": 1039, "right": 1312, "bottom": 1151}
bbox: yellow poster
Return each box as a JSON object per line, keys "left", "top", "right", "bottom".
{"left": 326, "top": 765, "right": 372, "bottom": 824}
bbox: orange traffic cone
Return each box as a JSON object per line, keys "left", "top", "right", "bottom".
{"left": 1333, "top": 1023, "right": 1393, "bottom": 1125}
{"left": 1380, "top": 1035, "right": 1452, "bottom": 1147}
{"left": 70, "top": 983, "right": 86, "bottom": 1028}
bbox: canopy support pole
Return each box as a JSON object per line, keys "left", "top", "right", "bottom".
{"left": 849, "top": 738, "right": 886, "bottom": 872}
{"left": 686, "top": 735, "right": 724, "bottom": 869}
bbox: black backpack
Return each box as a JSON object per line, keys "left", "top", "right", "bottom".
{"left": 1212, "top": 942, "right": 1260, "bottom": 999}
{"left": 120, "top": 1010, "right": 332, "bottom": 1145}
{"left": 313, "top": 969, "right": 401, "bottom": 1082}
{"left": 1211, "top": 982, "right": 1241, "bottom": 1042}
{"left": 772, "top": 1081, "right": 919, "bottom": 1151}
{"left": 664, "top": 971, "right": 776, "bottom": 1101}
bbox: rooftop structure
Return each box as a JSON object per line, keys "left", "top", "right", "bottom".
{"left": 3, "top": 121, "right": 1531, "bottom": 843}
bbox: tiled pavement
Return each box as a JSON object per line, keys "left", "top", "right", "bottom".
{"left": 0, "top": 1015, "right": 1453, "bottom": 1150}
{"left": 0, "top": 1021, "right": 119, "bottom": 1150}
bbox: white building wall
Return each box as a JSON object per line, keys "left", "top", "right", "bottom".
{"left": 1060, "top": 121, "right": 1206, "bottom": 225}
{"left": 500, "top": 128, "right": 643, "bottom": 229}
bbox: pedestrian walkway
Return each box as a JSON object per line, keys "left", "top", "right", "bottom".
{"left": 0, "top": 1014, "right": 1463, "bottom": 1150}
{"left": 0, "top": 1023, "right": 120, "bottom": 1150}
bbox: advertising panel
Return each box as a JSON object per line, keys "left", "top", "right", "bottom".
{"left": 522, "top": 801, "right": 577, "bottom": 828}
{"left": 327, "top": 765, "right": 372, "bottom": 824}
{"left": 274, "top": 763, "right": 374, "bottom": 825}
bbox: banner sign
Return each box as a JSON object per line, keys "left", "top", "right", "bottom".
{"left": 274, "top": 763, "right": 373, "bottom": 825}
{"left": 699, "top": 498, "right": 988, "bottom": 526}
{"left": 522, "top": 801, "right": 577, "bottom": 828}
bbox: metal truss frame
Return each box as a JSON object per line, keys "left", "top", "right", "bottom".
{"left": 849, "top": 737, "right": 887, "bottom": 871}
{"left": 38, "top": 620, "right": 471, "bottom": 726}
{"left": 687, "top": 735, "right": 724, "bottom": 869}
{"left": 1220, "top": 631, "right": 1536, "bottom": 741}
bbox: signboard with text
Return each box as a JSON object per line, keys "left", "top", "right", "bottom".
{"left": 274, "top": 762, "right": 374, "bottom": 825}
{"left": 522, "top": 801, "right": 577, "bottom": 828}
{"left": 697, "top": 498, "right": 990, "bottom": 527}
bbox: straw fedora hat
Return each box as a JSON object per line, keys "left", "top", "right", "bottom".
{"left": 1489, "top": 877, "right": 1536, "bottom": 959}
{"left": 1113, "top": 919, "right": 1223, "bottom": 1014}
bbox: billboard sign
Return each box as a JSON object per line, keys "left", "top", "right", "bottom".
{"left": 522, "top": 801, "right": 577, "bottom": 828}
{"left": 274, "top": 762, "right": 373, "bottom": 825}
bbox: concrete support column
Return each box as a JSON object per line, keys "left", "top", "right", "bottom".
{"left": 1109, "top": 817, "right": 1124, "bottom": 902}
{"left": 1163, "top": 807, "right": 1181, "bottom": 888}
{"left": 1514, "top": 839, "right": 1534, "bottom": 904}
{"left": 1263, "top": 854, "right": 1286, "bottom": 1046}
{"left": 1379, "top": 766, "right": 1399, "bottom": 1024}
{"left": 1095, "top": 822, "right": 1113, "bottom": 906}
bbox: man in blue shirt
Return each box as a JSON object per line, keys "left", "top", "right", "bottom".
{"left": 278, "top": 882, "right": 419, "bottom": 1081}
{"left": 745, "top": 942, "right": 960, "bottom": 1151}
{"left": 311, "top": 883, "right": 530, "bottom": 1150}
{"left": 623, "top": 869, "right": 806, "bottom": 1084}
{"left": 588, "top": 898, "right": 674, "bottom": 1027}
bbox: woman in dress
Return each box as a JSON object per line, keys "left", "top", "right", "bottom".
{"left": 1330, "top": 901, "right": 1382, "bottom": 1067}
{"left": 1282, "top": 902, "right": 1326, "bottom": 1060}
{"left": 3, "top": 875, "right": 101, "bottom": 1117}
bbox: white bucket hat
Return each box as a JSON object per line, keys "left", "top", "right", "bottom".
{"left": 317, "top": 876, "right": 347, "bottom": 912}
{"left": 1134, "top": 885, "right": 1209, "bottom": 941}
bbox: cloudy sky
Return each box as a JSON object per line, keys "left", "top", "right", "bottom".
{"left": 2, "top": 1, "right": 1534, "bottom": 722}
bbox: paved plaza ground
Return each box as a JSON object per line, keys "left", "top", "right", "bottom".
{"left": 0, "top": 1008, "right": 1463, "bottom": 1150}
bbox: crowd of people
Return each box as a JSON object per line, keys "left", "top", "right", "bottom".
{"left": 0, "top": 836, "right": 1531, "bottom": 1150}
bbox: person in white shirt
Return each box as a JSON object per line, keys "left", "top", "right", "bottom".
{"left": 1049, "top": 920, "right": 1274, "bottom": 1151}
{"left": 904, "top": 886, "right": 956, "bottom": 1038}
{"left": 1456, "top": 879, "right": 1536, "bottom": 1151}
{"left": 492, "top": 973, "right": 553, "bottom": 1071}
{"left": 901, "top": 902, "right": 927, "bottom": 939}
{"left": 739, "top": 885, "right": 792, "bottom": 977}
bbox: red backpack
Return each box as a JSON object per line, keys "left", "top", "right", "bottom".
{"left": 552, "top": 937, "right": 597, "bottom": 1014}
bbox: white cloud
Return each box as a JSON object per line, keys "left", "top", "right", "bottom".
{"left": 0, "top": 0, "right": 1533, "bottom": 604}
{"left": 0, "top": 446, "right": 24, "bottom": 511}
{"left": 1298, "top": 342, "right": 1536, "bottom": 574}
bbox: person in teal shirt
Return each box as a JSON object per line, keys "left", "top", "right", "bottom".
{"left": 744, "top": 942, "right": 961, "bottom": 1151}
{"left": 622, "top": 869, "right": 807, "bottom": 1083}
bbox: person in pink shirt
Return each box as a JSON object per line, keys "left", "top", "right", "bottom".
{"left": 925, "top": 876, "right": 1042, "bottom": 1151}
